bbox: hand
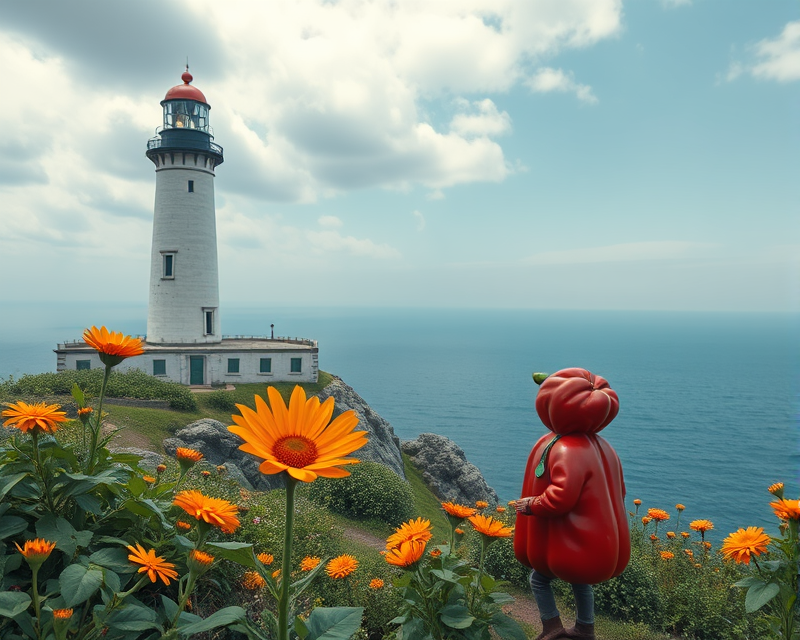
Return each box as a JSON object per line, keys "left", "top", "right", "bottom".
{"left": 513, "top": 498, "right": 532, "bottom": 515}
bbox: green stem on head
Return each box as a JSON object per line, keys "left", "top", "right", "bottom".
{"left": 87, "top": 364, "right": 113, "bottom": 474}
{"left": 278, "top": 474, "right": 298, "bottom": 640}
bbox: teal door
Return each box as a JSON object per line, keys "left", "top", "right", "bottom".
{"left": 190, "top": 356, "right": 204, "bottom": 385}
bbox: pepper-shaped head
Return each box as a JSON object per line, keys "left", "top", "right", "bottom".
{"left": 535, "top": 367, "right": 619, "bottom": 434}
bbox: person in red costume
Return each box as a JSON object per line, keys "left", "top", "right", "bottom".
{"left": 512, "top": 368, "right": 630, "bottom": 640}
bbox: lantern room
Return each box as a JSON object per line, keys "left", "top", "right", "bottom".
{"left": 162, "top": 70, "right": 210, "bottom": 132}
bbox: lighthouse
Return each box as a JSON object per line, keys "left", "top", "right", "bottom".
{"left": 145, "top": 68, "right": 223, "bottom": 345}
{"left": 55, "top": 69, "right": 318, "bottom": 385}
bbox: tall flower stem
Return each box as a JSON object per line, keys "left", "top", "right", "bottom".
{"left": 31, "top": 565, "right": 43, "bottom": 640}
{"left": 471, "top": 537, "right": 488, "bottom": 611}
{"left": 87, "top": 364, "right": 112, "bottom": 474}
{"left": 278, "top": 475, "right": 298, "bottom": 640}
{"left": 30, "top": 431, "right": 56, "bottom": 513}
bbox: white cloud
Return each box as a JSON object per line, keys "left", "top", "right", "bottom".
{"left": 318, "top": 215, "right": 343, "bottom": 228}
{"left": 660, "top": 0, "right": 691, "bottom": 8}
{"left": 526, "top": 67, "right": 598, "bottom": 104}
{"left": 412, "top": 210, "right": 426, "bottom": 231}
{"left": 450, "top": 99, "right": 512, "bottom": 138}
{"left": 725, "top": 21, "right": 800, "bottom": 84}
{"left": 523, "top": 241, "right": 712, "bottom": 265}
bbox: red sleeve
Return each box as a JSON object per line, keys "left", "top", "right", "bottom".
{"left": 528, "top": 442, "right": 588, "bottom": 517}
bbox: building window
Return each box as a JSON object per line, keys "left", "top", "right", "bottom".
{"left": 290, "top": 358, "right": 302, "bottom": 373}
{"left": 161, "top": 251, "right": 176, "bottom": 279}
{"left": 227, "top": 358, "right": 240, "bottom": 374}
{"left": 259, "top": 358, "right": 272, "bottom": 373}
{"left": 153, "top": 359, "right": 166, "bottom": 376}
{"left": 203, "top": 309, "right": 215, "bottom": 335}
{"left": 76, "top": 360, "right": 91, "bottom": 371}
{"left": 188, "top": 180, "right": 194, "bottom": 192}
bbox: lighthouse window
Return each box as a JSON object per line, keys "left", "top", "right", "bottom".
{"left": 188, "top": 180, "right": 194, "bottom": 192}
{"left": 259, "top": 358, "right": 272, "bottom": 373}
{"left": 290, "top": 358, "right": 302, "bottom": 373}
{"left": 204, "top": 310, "right": 215, "bottom": 335}
{"left": 162, "top": 253, "right": 176, "bottom": 279}
{"left": 76, "top": 360, "right": 91, "bottom": 371}
{"left": 227, "top": 358, "right": 240, "bottom": 374}
{"left": 153, "top": 360, "right": 166, "bottom": 376}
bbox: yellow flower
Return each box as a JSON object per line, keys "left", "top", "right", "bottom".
{"left": 173, "top": 490, "right": 240, "bottom": 533}
{"left": 53, "top": 608, "right": 73, "bottom": 620}
{"left": 369, "top": 578, "right": 384, "bottom": 589}
{"left": 385, "top": 540, "right": 427, "bottom": 567}
{"left": 242, "top": 571, "right": 266, "bottom": 590}
{"left": 83, "top": 326, "right": 144, "bottom": 366}
{"left": 15, "top": 539, "right": 56, "bottom": 565}
{"left": 326, "top": 554, "right": 358, "bottom": 578}
{"left": 2, "top": 401, "right": 67, "bottom": 434}
{"left": 386, "top": 517, "right": 433, "bottom": 550}
{"left": 441, "top": 502, "right": 477, "bottom": 519}
{"left": 721, "top": 527, "right": 771, "bottom": 565}
{"left": 660, "top": 551, "right": 674, "bottom": 560}
{"left": 690, "top": 520, "right": 714, "bottom": 533}
{"left": 468, "top": 514, "right": 514, "bottom": 538}
{"left": 300, "top": 556, "right": 321, "bottom": 571}
{"left": 228, "top": 386, "right": 367, "bottom": 483}
{"left": 258, "top": 552, "right": 274, "bottom": 565}
{"left": 770, "top": 498, "right": 800, "bottom": 521}
{"left": 475, "top": 501, "right": 489, "bottom": 509}
{"left": 126, "top": 543, "right": 178, "bottom": 585}
{"left": 647, "top": 508, "right": 670, "bottom": 522}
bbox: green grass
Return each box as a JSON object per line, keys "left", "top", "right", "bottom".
{"left": 402, "top": 452, "right": 450, "bottom": 542}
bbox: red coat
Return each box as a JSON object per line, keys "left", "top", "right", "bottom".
{"left": 513, "top": 368, "right": 630, "bottom": 585}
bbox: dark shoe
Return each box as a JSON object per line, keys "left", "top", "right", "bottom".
{"left": 563, "top": 622, "right": 596, "bottom": 640}
{"left": 535, "top": 616, "right": 567, "bottom": 640}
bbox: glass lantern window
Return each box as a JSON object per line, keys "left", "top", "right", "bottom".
{"left": 163, "top": 101, "right": 209, "bottom": 131}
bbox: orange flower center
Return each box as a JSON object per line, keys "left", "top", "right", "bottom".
{"left": 273, "top": 435, "right": 318, "bottom": 468}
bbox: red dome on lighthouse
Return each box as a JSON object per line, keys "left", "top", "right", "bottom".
{"left": 164, "top": 69, "right": 208, "bottom": 104}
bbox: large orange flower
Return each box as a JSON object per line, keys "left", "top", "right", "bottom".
{"left": 441, "top": 502, "right": 477, "bottom": 519}
{"left": 83, "top": 326, "right": 144, "bottom": 366}
{"left": 228, "top": 386, "right": 367, "bottom": 482}
{"left": 2, "top": 401, "right": 67, "bottom": 434}
{"left": 127, "top": 543, "right": 178, "bottom": 585}
{"left": 385, "top": 540, "right": 427, "bottom": 567}
{"left": 721, "top": 527, "right": 771, "bottom": 564}
{"left": 468, "top": 514, "right": 514, "bottom": 538}
{"left": 647, "top": 508, "right": 670, "bottom": 522}
{"left": 173, "top": 490, "right": 240, "bottom": 533}
{"left": 770, "top": 498, "right": 800, "bottom": 521}
{"left": 386, "top": 517, "right": 433, "bottom": 550}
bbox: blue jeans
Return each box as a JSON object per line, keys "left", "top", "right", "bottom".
{"left": 529, "top": 570, "right": 594, "bottom": 625}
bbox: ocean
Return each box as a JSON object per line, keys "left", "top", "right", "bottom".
{"left": 1, "top": 303, "right": 798, "bottom": 540}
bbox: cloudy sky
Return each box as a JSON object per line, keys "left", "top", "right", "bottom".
{"left": 1, "top": 0, "right": 797, "bottom": 312}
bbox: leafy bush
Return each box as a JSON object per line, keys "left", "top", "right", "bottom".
{"left": 594, "top": 548, "right": 664, "bottom": 626}
{"left": 204, "top": 389, "right": 237, "bottom": 411}
{"left": 307, "top": 462, "right": 414, "bottom": 527}
{"left": 0, "top": 369, "right": 197, "bottom": 411}
{"left": 481, "top": 535, "right": 530, "bottom": 590}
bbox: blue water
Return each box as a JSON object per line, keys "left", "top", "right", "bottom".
{"left": 1, "top": 304, "right": 798, "bottom": 540}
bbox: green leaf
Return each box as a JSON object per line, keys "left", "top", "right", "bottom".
{"left": 490, "top": 612, "right": 527, "bottom": 640}
{"left": 0, "top": 591, "right": 31, "bottom": 617}
{"left": 302, "top": 606, "right": 364, "bottom": 640}
{"left": 734, "top": 576, "right": 762, "bottom": 588}
{"left": 36, "top": 515, "right": 92, "bottom": 557}
{"left": 393, "top": 572, "right": 413, "bottom": 588}
{"left": 0, "top": 515, "right": 28, "bottom": 540}
{"left": 488, "top": 591, "right": 514, "bottom": 605}
{"left": 177, "top": 606, "right": 247, "bottom": 636}
{"left": 0, "top": 550, "right": 23, "bottom": 576}
{"left": 745, "top": 581, "right": 780, "bottom": 613}
{"left": 60, "top": 564, "right": 104, "bottom": 607}
{"left": 480, "top": 573, "right": 496, "bottom": 591}
{"left": 127, "top": 476, "right": 147, "bottom": 497}
{"left": 295, "top": 615, "right": 310, "bottom": 639}
{"left": 75, "top": 494, "right": 103, "bottom": 515}
{"left": 71, "top": 383, "right": 86, "bottom": 405}
{"left": 440, "top": 604, "right": 474, "bottom": 629}
{"left": 206, "top": 542, "right": 256, "bottom": 568}
{"left": 108, "top": 603, "right": 160, "bottom": 631}
{"left": 161, "top": 595, "right": 179, "bottom": 621}
{"left": 0, "top": 473, "right": 28, "bottom": 502}
{"left": 173, "top": 535, "right": 194, "bottom": 552}
{"left": 430, "top": 568, "right": 458, "bottom": 583}
{"left": 399, "top": 618, "right": 427, "bottom": 640}
{"left": 89, "top": 547, "right": 134, "bottom": 574}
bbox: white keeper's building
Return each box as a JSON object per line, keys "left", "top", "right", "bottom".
{"left": 56, "top": 70, "right": 318, "bottom": 385}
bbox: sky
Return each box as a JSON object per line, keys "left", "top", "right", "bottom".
{"left": 0, "top": 0, "right": 798, "bottom": 312}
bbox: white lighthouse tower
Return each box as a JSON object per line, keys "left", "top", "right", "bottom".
{"left": 145, "top": 68, "right": 223, "bottom": 345}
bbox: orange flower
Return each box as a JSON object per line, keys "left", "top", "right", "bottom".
{"left": 201, "top": 470, "right": 211, "bottom": 478}
{"left": 2, "top": 401, "right": 67, "bottom": 434}
{"left": 15, "top": 539, "right": 56, "bottom": 565}
{"left": 721, "top": 527, "right": 771, "bottom": 564}
{"left": 475, "top": 501, "right": 489, "bottom": 509}
{"left": 386, "top": 518, "right": 433, "bottom": 550}
{"left": 143, "top": 475, "right": 156, "bottom": 484}
{"left": 189, "top": 549, "right": 214, "bottom": 565}
{"left": 666, "top": 532, "right": 676, "bottom": 539}
{"left": 703, "top": 541, "right": 712, "bottom": 550}
{"left": 633, "top": 499, "right": 642, "bottom": 506}
{"left": 385, "top": 540, "right": 427, "bottom": 567}
{"left": 694, "top": 563, "right": 702, "bottom": 568}
{"left": 173, "top": 490, "right": 240, "bottom": 533}
{"left": 228, "top": 386, "right": 367, "bottom": 483}
{"left": 770, "top": 498, "right": 800, "bottom": 521}
{"left": 53, "top": 608, "right": 73, "bottom": 620}
{"left": 468, "top": 514, "right": 514, "bottom": 538}
{"left": 176, "top": 447, "right": 203, "bottom": 463}
{"left": 690, "top": 520, "right": 714, "bottom": 533}
{"left": 326, "top": 554, "right": 358, "bottom": 578}
{"left": 768, "top": 482, "right": 784, "bottom": 497}
{"left": 176, "top": 521, "right": 192, "bottom": 531}
{"left": 441, "top": 502, "right": 477, "bottom": 519}
{"left": 272, "top": 569, "right": 281, "bottom": 580}
{"left": 660, "top": 551, "right": 674, "bottom": 560}
{"left": 83, "top": 326, "right": 144, "bottom": 366}
{"left": 429, "top": 548, "right": 442, "bottom": 558}
{"left": 217, "top": 465, "right": 226, "bottom": 474}
{"left": 647, "top": 508, "right": 670, "bottom": 522}
{"left": 681, "top": 532, "right": 690, "bottom": 539}
{"left": 369, "top": 578, "right": 384, "bottom": 589}
{"left": 126, "top": 543, "right": 178, "bottom": 585}
{"left": 300, "top": 556, "right": 321, "bottom": 571}
{"left": 642, "top": 516, "right": 652, "bottom": 525}
{"left": 156, "top": 464, "right": 167, "bottom": 473}
{"left": 650, "top": 534, "right": 658, "bottom": 541}
{"left": 495, "top": 506, "right": 506, "bottom": 513}
{"left": 684, "top": 549, "right": 694, "bottom": 558}
{"left": 77, "top": 407, "right": 93, "bottom": 416}
{"left": 454, "top": 528, "right": 464, "bottom": 535}
{"left": 258, "top": 552, "right": 274, "bottom": 565}
{"left": 242, "top": 571, "right": 266, "bottom": 590}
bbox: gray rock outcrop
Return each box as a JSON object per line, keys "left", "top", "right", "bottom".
{"left": 402, "top": 433, "right": 499, "bottom": 506}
